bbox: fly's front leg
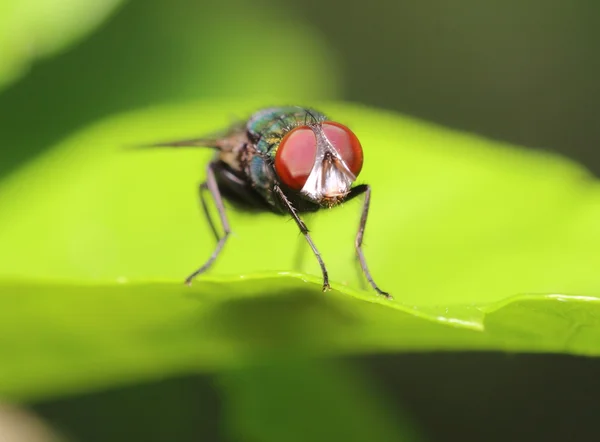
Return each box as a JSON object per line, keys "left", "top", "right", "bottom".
{"left": 346, "top": 184, "right": 392, "bottom": 299}
{"left": 185, "top": 161, "right": 232, "bottom": 285}
{"left": 274, "top": 185, "right": 330, "bottom": 291}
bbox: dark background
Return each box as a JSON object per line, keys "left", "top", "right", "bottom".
{"left": 32, "top": 353, "right": 600, "bottom": 442}
{"left": 2, "top": 0, "right": 600, "bottom": 440}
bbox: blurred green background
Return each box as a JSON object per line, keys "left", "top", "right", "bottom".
{"left": 2, "top": 0, "right": 600, "bottom": 440}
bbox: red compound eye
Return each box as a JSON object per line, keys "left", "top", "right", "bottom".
{"left": 274, "top": 126, "right": 315, "bottom": 190}
{"left": 274, "top": 122, "right": 364, "bottom": 190}
{"left": 322, "top": 121, "right": 363, "bottom": 176}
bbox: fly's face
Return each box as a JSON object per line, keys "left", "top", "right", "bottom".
{"left": 274, "top": 121, "right": 363, "bottom": 207}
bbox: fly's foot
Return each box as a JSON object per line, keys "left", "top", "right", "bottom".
{"left": 375, "top": 288, "right": 393, "bottom": 300}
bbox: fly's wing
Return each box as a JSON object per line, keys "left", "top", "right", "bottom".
{"left": 134, "top": 121, "right": 247, "bottom": 152}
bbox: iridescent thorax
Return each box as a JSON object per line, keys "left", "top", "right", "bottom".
{"left": 146, "top": 106, "right": 390, "bottom": 298}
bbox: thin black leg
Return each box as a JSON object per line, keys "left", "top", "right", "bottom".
{"left": 346, "top": 184, "right": 392, "bottom": 299}
{"left": 274, "top": 185, "right": 330, "bottom": 291}
{"left": 346, "top": 185, "right": 369, "bottom": 290}
{"left": 198, "top": 182, "right": 220, "bottom": 242}
{"left": 185, "top": 162, "right": 231, "bottom": 285}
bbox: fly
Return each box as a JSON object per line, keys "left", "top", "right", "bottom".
{"left": 146, "top": 106, "right": 391, "bottom": 299}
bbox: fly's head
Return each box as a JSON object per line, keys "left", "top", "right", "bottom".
{"left": 273, "top": 120, "right": 364, "bottom": 207}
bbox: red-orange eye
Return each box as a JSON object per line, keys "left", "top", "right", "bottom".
{"left": 274, "top": 126, "right": 317, "bottom": 190}
{"left": 321, "top": 121, "right": 363, "bottom": 177}
{"left": 274, "top": 122, "right": 364, "bottom": 191}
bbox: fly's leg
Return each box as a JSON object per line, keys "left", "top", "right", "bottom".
{"left": 354, "top": 254, "right": 368, "bottom": 291}
{"left": 185, "top": 161, "right": 231, "bottom": 285}
{"left": 199, "top": 182, "right": 219, "bottom": 242}
{"left": 346, "top": 184, "right": 392, "bottom": 299}
{"left": 274, "top": 185, "right": 330, "bottom": 291}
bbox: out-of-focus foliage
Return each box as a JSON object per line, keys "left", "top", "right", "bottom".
{"left": 1, "top": 0, "right": 599, "bottom": 440}
{"left": 1, "top": 100, "right": 600, "bottom": 402}
{"left": 0, "top": 0, "right": 342, "bottom": 178}
{"left": 0, "top": 0, "right": 124, "bottom": 91}
{"left": 29, "top": 363, "right": 423, "bottom": 442}
{"left": 218, "top": 361, "right": 422, "bottom": 442}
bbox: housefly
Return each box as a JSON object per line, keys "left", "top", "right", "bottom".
{"left": 147, "top": 106, "right": 390, "bottom": 299}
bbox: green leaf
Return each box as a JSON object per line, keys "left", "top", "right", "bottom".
{"left": 1, "top": 99, "right": 600, "bottom": 401}
{"left": 218, "top": 361, "right": 422, "bottom": 442}
{"left": 0, "top": 0, "right": 124, "bottom": 91}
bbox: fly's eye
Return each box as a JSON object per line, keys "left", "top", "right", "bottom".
{"left": 274, "top": 126, "right": 316, "bottom": 190}
{"left": 274, "top": 122, "right": 364, "bottom": 190}
{"left": 321, "top": 121, "right": 363, "bottom": 177}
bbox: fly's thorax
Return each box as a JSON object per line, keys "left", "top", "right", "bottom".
{"left": 243, "top": 154, "right": 277, "bottom": 208}
{"left": 247, "top": 107, "right": 328, "bottom": 155}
